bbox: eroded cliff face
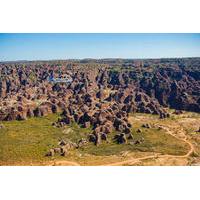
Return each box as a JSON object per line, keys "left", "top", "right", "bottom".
{"left": 0, "top": 58, "right": 199, "bottom": 124}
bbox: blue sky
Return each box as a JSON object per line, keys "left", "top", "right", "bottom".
{"left": 0, "top": 33, "right": 200, "bottom": 61}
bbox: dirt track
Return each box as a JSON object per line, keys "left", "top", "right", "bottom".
{"left": 52, "top": 123, "right": 194, "bottom": 166}
{"left": 103, "top": 124, "right": 194, "bottom": 166}
{"left": 51, "top": 160, "right": 80, "bottom": 166}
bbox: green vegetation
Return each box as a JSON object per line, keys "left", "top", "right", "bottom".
{"left": 0, "top": 112, "right": 191, "bottom": 165}
{"left": 0, "top": 114, "right": 62, "bottom": 165}
{"left": 63, "top": 122, "right": 92, "bottom": 142}
{"left": 79, "top": 127, "right": 189, "bottom": 156}
{"left": 29, "top": 72, "right": 37, "bottom": 82}
{"left": 0, "top": 114, "right": 93, "bottom": 165}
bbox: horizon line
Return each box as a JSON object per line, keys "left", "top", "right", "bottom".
{"left": 1, "top": 56, "right": 200, "bottom": 63}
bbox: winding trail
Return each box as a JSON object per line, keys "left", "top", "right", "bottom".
{"left": 103, "top": 124, "right": 194, "bottom": 166}
{"left": 51, "top": 160, "right": 80, "bottom": 166}
{"left": 51, "top": 123, "right": 194, "bottom": 166}
{"left": 157, "top": 125, "right": 194, "bottom": 158}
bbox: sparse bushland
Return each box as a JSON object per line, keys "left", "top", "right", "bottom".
{"left": 0, "top": 111, "right": 197, "bottom": 166}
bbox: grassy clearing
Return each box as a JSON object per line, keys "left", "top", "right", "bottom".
{"left": 63, "top": 122, "right": 92, "bottom": 142}
{"left": 78, "top": 126, "right": 189, "bottom": 157}
{"left": 0, "top": 114, "right": 93, "bottom": 165}
{"left": 0, "top": 112, "right": 191, "bottom": 165}
{"left": 0, "top": 114, "right": 62, "bottom": 165}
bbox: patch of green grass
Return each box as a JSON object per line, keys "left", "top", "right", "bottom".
{"left": 0, "top": 112, "right": 190, "bottom": 165}
{"left": 0, "top": 114, "right": 93, "bottom": 165}
{"left": 63, "top": 122, "right": 92, "bottom": 143}
{"left": 79, "top": 127, "right": 189, "bottom": 156}
{"left": 0, "top": 114, "right": 63, "bottom": 165}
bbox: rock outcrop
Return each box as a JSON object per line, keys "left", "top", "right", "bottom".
{"left": 1, "top": 58, "right": 199, "bottom": 148}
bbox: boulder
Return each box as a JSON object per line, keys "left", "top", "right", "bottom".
{"left": 142, "top": 123, "right": 151, "bottom": 128}
{"left": 114, "top": 133, "right": 127, "bottom": 144}
{"left": 127, "top": 133, "right": 134, "bottom": 140}
{"left": 33, "top": 107, "right": 42, "bottom": 117}
{"left": 58, "top": 139, "right": 67, "bottom": 146}
{"left": 134, "top": 140, "right": 142, "bottom": 145}
{"left": 137, "top": 129, "right": 142, "bottom": 133}
{"left": 95, "top": 132, "right": 101, "bottom": 146}
{"left": 77, "top": 138, "right": 88, "bottom": 148}
{"left": 61, "top": 148, "right": 68, "bottom": 157}
{"left": 173, "top": 110, "right": 183, "bottom": 115}
{"left": 101, "top": 133, "right": 108, "bottom": 141}
{"left": 83, "top": 121, "right": 90, "bottom": 128}
{"left": 0, "top": 124, "right": 5, "bottom": 129}
{"left": 27, "top": 108, "right": 34, "bottom": 118}
{"left": 45, "top": 148, "right": 55, "bottom": 157}
{"left": 88, "top": 134, "right": 96, "bottom": 143}
{"left": 53, "top": 147, "right": 62, "bottom": 154}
